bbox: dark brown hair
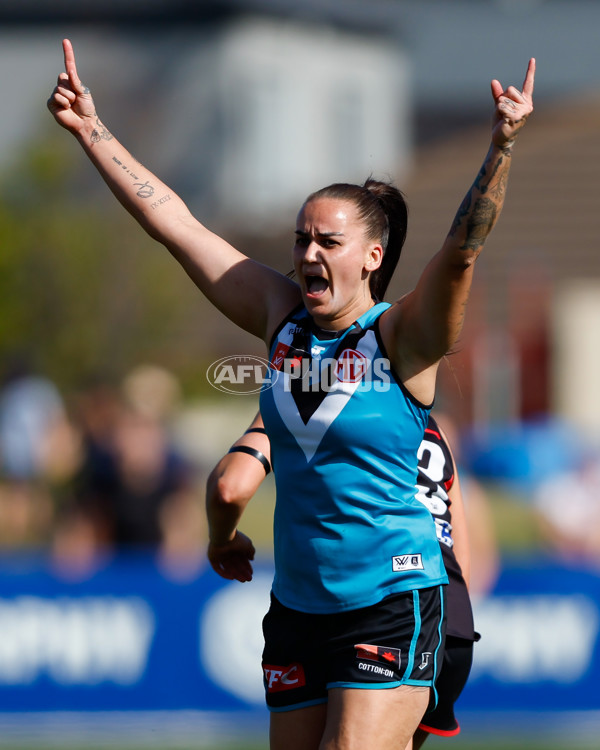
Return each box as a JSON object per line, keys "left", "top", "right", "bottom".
{"left": 304, "top": 178, "right": 408, "bottom": 300}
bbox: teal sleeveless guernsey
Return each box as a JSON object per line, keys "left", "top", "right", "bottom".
{"left": 260, "top": 303, "right": 448, "bottom": 614}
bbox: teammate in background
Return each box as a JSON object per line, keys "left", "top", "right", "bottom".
{"left": 48, "top": 39, "right": 533, "bottom": 750}
{"left": 207, "top": 412, "right": 478, "bottom": 748}
{"left": 413, "top": 416, "right": 478, "bottom": 747}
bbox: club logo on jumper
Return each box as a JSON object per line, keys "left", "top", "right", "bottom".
{"left": 355, "top": 643, "right": 401, "bottom": 670}
{"left": 206, "top": 355, "right": 278, "bottom": 394}
{"left": 419, "top": 652, "right": 432, "bottom": 671}
{"left": 392, "top": 553, "right": 424, "bottom": 572}
{"left": 335, "top": 349, "right": 369, "bottom": 383}
{"left": 263, "top": 662, "right": 306, "bottom": 692}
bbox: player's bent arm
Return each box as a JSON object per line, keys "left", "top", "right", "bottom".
{"left": 206, "top": 414, "right": 271, "bottom": 581}
{"left": 206, "top": 444, "right": 270, "bottom": 545}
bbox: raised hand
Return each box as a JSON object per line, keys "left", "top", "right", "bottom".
{"left": 47, "top": 39, "right": 97, "bottom": 134}
{"left": 490, "top": 57, "right": 535, "bottom": 147}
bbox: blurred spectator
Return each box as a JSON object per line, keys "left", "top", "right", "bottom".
{"left": 52, "top": 377, "right": 123, "bottom": 562}
{"left": 51, "top": 366, "right": 206, "bottom": 580}
{"left": 0, "top": 359, "right": 68, "bottom": 481}
{"left": 0, "top": 359, "right": 77, "bottom": 548}
{"left": 533, "top": 453, "right": 600, "bottom": 565}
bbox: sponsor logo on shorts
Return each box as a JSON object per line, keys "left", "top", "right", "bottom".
{"left": 392, "top": 553, "right": 424, "bottom": 572}
{"left": 419, "top": 652, "right": 432, "bottom": 670}
{"left": 263, "top": 662, "right": 306, "bottom": 692}
{"left": 354, "top": 643, "right": 401, "bottom": 670}
{"left": 357, "top": 662, "right": 395, "bottom": 678}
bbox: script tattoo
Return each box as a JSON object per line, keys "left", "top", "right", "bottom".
{"left": 111, "top": 156, "right": 140, "bottom": 181}
{"left": 109, "top": 155, "right": 153, "bottom": 196}
{"left": 150, "top": 194, "right": 172, "bottom": 210}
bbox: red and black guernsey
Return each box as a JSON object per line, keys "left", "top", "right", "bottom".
{"left": 416, "top": 416, "right": 477, "bottom": 641}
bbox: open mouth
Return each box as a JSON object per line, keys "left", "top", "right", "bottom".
{"left": 305, "top": 274, "right": 329, "bottom": 297}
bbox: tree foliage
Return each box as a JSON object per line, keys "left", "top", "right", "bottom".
{"left": 0, "top": 133, "right": 259, "bottom": 397}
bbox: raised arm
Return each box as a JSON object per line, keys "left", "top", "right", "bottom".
{"left": 382, "top": 59, "right": 535, "bottom": 403}
{"left": 205, "top": 412, "right": 271, "bottom": 582}
{"left": 47, "top": 39, "right": 300, "bottom": 341}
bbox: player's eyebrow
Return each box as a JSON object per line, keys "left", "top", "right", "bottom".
{"left": 294, "top": 230, "right": 345, "bottom": 237}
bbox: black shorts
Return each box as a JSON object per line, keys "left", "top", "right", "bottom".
{"left": 418, "top": 635, "right": 474, "bottom": 737}
{"left": 262, "top": 586, "right": 445, "bottom": 712}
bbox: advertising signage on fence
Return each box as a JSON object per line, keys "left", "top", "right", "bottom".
{"left": 463, "top": 560, "right": 600, "bottom": 713}
{"left": 0, "top": 553, "right": 598, "bottom": 717}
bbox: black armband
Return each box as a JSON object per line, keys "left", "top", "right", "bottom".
{"left": 244, "top": 427, "right": 267, "bottom": 435}
{"left": 228, "top": 445, "right": 271, "bottom": 475}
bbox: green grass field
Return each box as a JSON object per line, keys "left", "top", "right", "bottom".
{"left": 0, "top": 726, "right": 598, "bottom": 750}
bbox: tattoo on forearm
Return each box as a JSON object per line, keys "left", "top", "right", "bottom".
{"left": 134, "top": 180, "right": 155, "bottom": 199}
{"left": 450, "top": 148, "right": 509, "bottom": 239}
{"left": 111, "top": 156, "right": 140, "bottom": 181}
{"left": 150, "top": 194, "right": 172, "bottom": 210}
{"left": 110, "top": 155, "right": 155, "bottom": 198}
{"left": 449, "top": 192, "right": 472, "bottom": 237}
{"left": 90, "top": 117, "right": 113, "bottom": 143}
{"left": 461, "top": 197, "right": 497, "bottom": 252}
{"left": 474, "top": 152, "right": 503, "bottom": 194}
{"left": 472, "top": 163, "right": 487, "bottom": 194}
{"left": 485, "top": 159, "right": 502, "bottom": 191}
{"left": 489, "top": 169, "right": 508, "bottom": 200}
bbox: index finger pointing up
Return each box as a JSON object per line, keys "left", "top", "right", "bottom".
{"left": 522, "top": 57, "right": 536, "bottom": 98}
{"left": 62, "top": 38, "right": 79, "bottom": 83}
